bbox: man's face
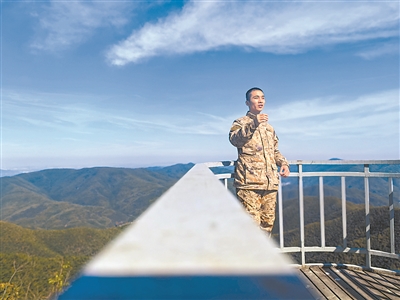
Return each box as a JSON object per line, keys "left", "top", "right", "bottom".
{"left": 246, "top": 90, "right": 265, "bottom": 114}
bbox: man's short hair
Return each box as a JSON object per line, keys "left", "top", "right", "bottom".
{"left": 246, "top": 87, "right": 264, "bottom": 101}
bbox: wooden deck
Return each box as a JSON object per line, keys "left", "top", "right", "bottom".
{"left": 298, "top": 266, "right": 400, "bottom": 299}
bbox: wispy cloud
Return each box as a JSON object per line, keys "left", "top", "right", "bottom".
{"left": 30, "top": 0, "right": 135, "bottom": 52}
{"left": 2, "top": 90, "right": 230, "bottom": 136}
{"left": 106, "top": 1, "right": 399, "bottom": 65}
{"left": 5, "top": 88, "right": 398, "bottom": 141}
{"left": 356, "top": 41, "right": 399, "bottom": 60}
{"left": 270, "top": 89, "right": 399, "bottom": 140}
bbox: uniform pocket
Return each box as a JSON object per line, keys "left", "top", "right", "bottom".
{"left": 244, "top": 162, "right": 267, "bottom": 185}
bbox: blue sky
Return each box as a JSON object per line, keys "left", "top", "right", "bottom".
{"left": 1, "top": 0, "right": 399, "bottom": 171}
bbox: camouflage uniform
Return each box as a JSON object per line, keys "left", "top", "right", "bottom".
{"left": 229, "top": 111, "right": 289, "bottom": 233}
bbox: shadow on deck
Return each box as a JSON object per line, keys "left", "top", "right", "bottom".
{"left": 299, "top": 265, "right": 400, "bottom": 299}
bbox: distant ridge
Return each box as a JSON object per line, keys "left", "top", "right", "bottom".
{"left": 1, "top": 161, "right": 398, "bottom": 230}
{"left": 1, "top": 163, "right": 194, "bottom": 229}
{"left": 0, "top": 169, "right": 30, "bottom": 177}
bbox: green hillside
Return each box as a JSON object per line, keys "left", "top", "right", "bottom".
{"left": 0, "top": 221, "right": 122, "bottom": 257}
{"left": 2, "top": 162, "right": 398, "bottom": 230}
{"left": 0, "top": 221, "right": 123, "bottom": 299}
{"left": 1, "top": 164, "right": 193, "bottom": 229}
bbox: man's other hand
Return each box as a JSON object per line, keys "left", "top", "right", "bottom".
{"left": 279, "top": 165, "right": 290, "bottom": 177}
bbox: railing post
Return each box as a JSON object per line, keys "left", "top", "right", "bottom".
{"left": 278, "top": 176, "right": 284, "bottom": 249}
{"left": 319, "top": 176, "right": 325, "bottom": 248}
{"left": 364, "top": 164, "right": 371, "bottom": 269}
{"left": 298, "top": 163, "right": 305, "bottom": 266}
{"left": 389, "top": 178, "right": 395, "bottom": 254}
{"left": 341, "top": 177, "right": 347, "bottom": 248}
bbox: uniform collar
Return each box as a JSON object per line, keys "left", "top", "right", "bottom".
{"left": 246, "top": 111, "right": 258, "bottom": 118}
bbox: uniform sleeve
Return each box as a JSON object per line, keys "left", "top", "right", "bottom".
{"left": 273, "top": 131, "right": 289, "bottom": 167}
{"left": 229, "top": 118, "right": 257, "bottom": 148}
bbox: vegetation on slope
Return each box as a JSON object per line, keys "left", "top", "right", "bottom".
{"left": 1, "top": 164, "right": 194, "bottom": 229}
{"left": 0, "top": 221, "right": 122, "bottom": 299}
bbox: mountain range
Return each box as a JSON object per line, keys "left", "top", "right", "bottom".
{"left": 1, "top": 160, "right": 399, "bottom": 299}
{"left": 1, "top": 161, "right": 398, "bottom": 229}
{"left": 1, "top": 163, "right": 193, "bottom": 229}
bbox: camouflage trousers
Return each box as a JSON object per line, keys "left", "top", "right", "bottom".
{"left": 236, "top": 189, "right": 277, "bottom": 233}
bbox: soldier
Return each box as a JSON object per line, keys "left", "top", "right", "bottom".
{"left": 229, "top": 87, "right": 290, "bottom": 236}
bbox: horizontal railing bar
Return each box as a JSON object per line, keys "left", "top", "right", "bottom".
{"left": 280, "top": 247, "right": 301, "bottom": 252}
{"left": 288, "top": 160, "right": 400, "bottom": 165}
{"left": 287, "top": 172, "right": 400, "bottom": 178}
{"left": 216, "top": 172, "right": 400, "bottom": 179}
{"left": 289, "top": 263, "right": 367, "bottom": 269}
{"left": 204, "top": 161, "right": 235, "bottom": 167}
{"left": 280, "top": 247, "right": 367, "bottom": 254}
{"left": 279, "top": 247, "right": 400, "bottom": 259}
{"left": 369, "top": 250, "right": 400, "bottom": 260}
{"left": 215, "top": 174, "right": 233, "bottom": 179}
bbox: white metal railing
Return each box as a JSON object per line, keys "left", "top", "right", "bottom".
{"left": 206, "top": 160, "right": 400, "bottom": 273}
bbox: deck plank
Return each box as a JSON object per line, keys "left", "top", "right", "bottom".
{"left": 310, "top": 267, "right": 355, "bottom": 299}
{"left": 298, "top": 266, "right": 400, "bottom": 300}
{"left": 366, "top": 272, "right": 400, "bottom": 299}
{"left": 378, "top": 272, "right": 400, "bottom": 290}
{"left": 324, "top": 267, "right": 360, "bottom": 300}
{"left": 329, "top": 267, "right": 379, "bottom": 300}
{"left": 300, "top": 268, "right": 339, "bottom": 299}
{"left": 343, "top": 268, "right": 393, "bottom": 299}
{"left": 296, "top": 269, "right": 326, "bottom": 300}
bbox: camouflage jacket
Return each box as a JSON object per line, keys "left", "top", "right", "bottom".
{"left": 229, "top": 111, "right": 289, "bottom": 191}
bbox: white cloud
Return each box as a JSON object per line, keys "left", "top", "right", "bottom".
{"left": 106, "top": 1, "right": 399, "bottom": 65}
{"left": 2, "top": 89, "right": 230, "bottom": 136}
{"left": 356, "top": 41, "right": 399, "bottom": 59}
{"left": 30, "top": 0, "right": 135, "bottom": 52}
{"left": 270, "top": 89, "right": 399, "bottom": 140}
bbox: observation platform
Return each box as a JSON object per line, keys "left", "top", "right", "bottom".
{"left": 59, "top": 160, "right": 400, "bottom": 299}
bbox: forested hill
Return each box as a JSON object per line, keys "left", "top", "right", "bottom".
{"left": 0, "top": 221, "right": 121, "bottom": 257}
{"left": 1, "top": 162, "right": 398, "bottom": 230}
{"left": 1, "top": 163, "right": 194, "bottom": 229}
{"left": 0, "top": 221, "right": 123, "bottom": 299}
